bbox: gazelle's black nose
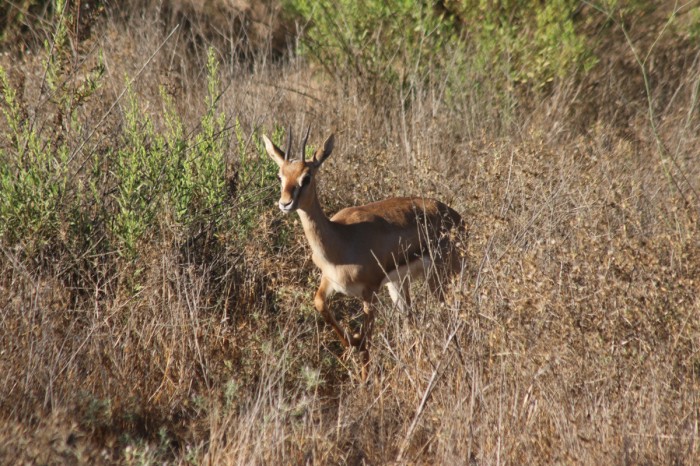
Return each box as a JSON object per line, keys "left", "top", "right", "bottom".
{"left": 279, "top": 199, "right": 294, "bottom": 211}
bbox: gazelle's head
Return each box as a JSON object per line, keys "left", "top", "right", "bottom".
{"left": 263, "top": 128, "right": 334, "bottom": 213}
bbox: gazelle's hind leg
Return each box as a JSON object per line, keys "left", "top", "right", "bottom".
{"left": 382, "top": 256, "right": 430, "bottom": 309}
{"left": 386, "top": 278, "right": 411, "bottom": 313}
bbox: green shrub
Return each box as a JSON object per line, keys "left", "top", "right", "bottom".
{"left": 110, "top": 48, "right": 231, "bottom": 257}
{"left": 179, "top": 48, "right": 228, "bottom": 224}
{"left": 287, "top": 0, "right": 457, "bottom": 95}
{"left": 453, "top": 0, "right": 596, "bottom": 86}
{"left": 232, "top": 121, "right": 282, "bottom": 241}
{"left": 110, "top": 81, "right": 166, "bottom": 255}
{"left": 0, "top": 14, "right": 274, "bottom": 272}
{"left": 0, "top": 0, "right": 85, "bottom": 251}
{"left": 286, "top": 0, "right": 597, "bottom": 96}
{"left": 683, "top": 5, "right": 700, "bottom": 41}
{"left": 0, "top": 67, "right": 69, "bottom": 247}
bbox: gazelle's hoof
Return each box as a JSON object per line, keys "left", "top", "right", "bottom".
{"left": 350, "top": 333, "right": 363, "bottom": 348}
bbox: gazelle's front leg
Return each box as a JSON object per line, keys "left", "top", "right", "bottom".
{"left": 314, "top": 277, "right": 353, "bottom": 348}
{"left": 355, "top": 299, "right": 377, "bottom": 381}
{"left": 353, "top": 300, "right": 376, "bottom": 351}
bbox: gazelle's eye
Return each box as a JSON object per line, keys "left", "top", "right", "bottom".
{"left": 277, "top": 173, "right": 282, "bottom": 181}
{"left": 300, "top": 175, "right": 311, "bottom": 187}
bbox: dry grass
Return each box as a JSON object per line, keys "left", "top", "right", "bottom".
{"left": 1, "top": 1, "right": 699, "bottom": 465}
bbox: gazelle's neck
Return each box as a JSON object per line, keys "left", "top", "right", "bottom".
{"left": 296, "top": 188, "right": 341, "bottom": 263}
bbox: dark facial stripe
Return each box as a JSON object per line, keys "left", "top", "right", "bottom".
{"left": 291, "top": 175, "right": 311, "bottom": 204}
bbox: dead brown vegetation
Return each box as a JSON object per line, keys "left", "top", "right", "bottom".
{"left": 0, "top": 1, "right": 699, "bottom": 464}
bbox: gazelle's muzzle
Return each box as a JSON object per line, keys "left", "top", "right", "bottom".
{"left": 278, "top": 198, "right": 297, "bottom": 212}
{"left": 278, "top": 185, "right": 301, "bottom": 212}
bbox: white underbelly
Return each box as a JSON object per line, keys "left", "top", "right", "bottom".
{"left": 380, "top": 256, "right": 433, "bottom": 287}
{"left": 332, "top": 281, "right": 366, "bottom": 298}
{"left": 321, "top": 255, "right": 434, "bottom": 300}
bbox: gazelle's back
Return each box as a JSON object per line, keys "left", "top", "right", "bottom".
{"left": 331, "top": 197, "right": 461, "bottom": 229}
{"left": 330, "top": 197, "right": 464, "bottom": 271}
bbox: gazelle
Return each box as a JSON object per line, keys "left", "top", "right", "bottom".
{"left": 263, "top": 128, "right": 465, "bottom": 379}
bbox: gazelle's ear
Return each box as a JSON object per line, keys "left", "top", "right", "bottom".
{"left": 262, "top": 135, "right": 285, "bottom": 166}
{"left": 312, "top": 134, "right": 335, "bottom": 167}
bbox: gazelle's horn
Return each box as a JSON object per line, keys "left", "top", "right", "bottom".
{"left": 300, "top": 126, "right": 311, "bottom": 161}
{"left": 284, "top": 125, "right": 292, "bottom": 161}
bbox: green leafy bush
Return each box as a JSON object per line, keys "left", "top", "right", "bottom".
{"left": 0, "top": 0, "right": 85, "bottom": 251}
{"left": 287, "top": 0, "right": 597, "bottom": 96}
{"left": 287, "top": 0, "right": 457, "bottom": 94}
{"left": 683, "top": 5, "right": 700, "bottom": 41}
{"left": 232, "top": 121, "right": 282, "bottom": 240}
{"left": 454, "top": 0, "right": 596, "bottom": 85}
{"left": 111, "top": 48, "right": 230, "bottom": 256}
{"left": 0, "top": 18, "right": 276, "bottom": 270}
